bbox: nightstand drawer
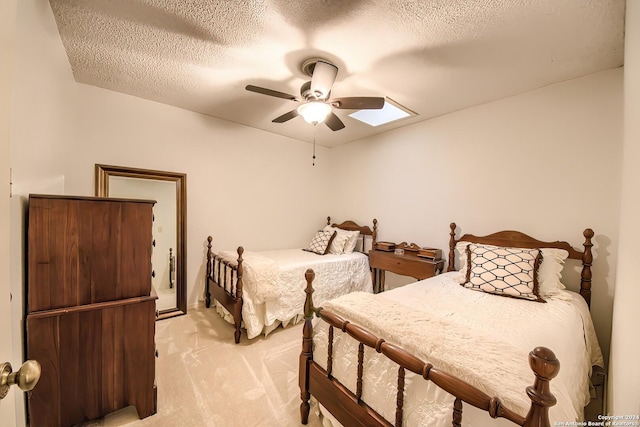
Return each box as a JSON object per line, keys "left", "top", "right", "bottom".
{"left": 370, "top": 250, "right": 441, "bottom": 279}
{"left": 369, "top": 247, "right": 444, "bottom": 293}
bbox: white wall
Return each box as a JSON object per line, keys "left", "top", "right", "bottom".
{"left": 607, "top": 1, "right": 640, "bottom": 414}
{"left": 329, "top": 68, "right": 623, "bottom": 366}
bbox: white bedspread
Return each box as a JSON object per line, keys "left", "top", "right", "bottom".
{"left": 215, "top": 249, "right": 372, "bottom": 339}
{"left": 313, "top": 272, "right": 603, "bottom": 427}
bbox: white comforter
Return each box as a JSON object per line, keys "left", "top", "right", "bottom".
{"left": 215, "top": 249, "right": 372, "bottom": 339}
{"left": 313, "top": 272, "right": 603, "bottom": 427}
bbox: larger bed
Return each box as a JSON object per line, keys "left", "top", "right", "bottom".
{"left": 205, "top": 217, "right": 377, "bottom": 343}
{"left": 299, "top": 223, "right": 604, "bottom": 427}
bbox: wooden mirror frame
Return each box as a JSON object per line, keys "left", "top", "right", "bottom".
{"left": 95, "top": 164, "right": 187, "bottom": 319}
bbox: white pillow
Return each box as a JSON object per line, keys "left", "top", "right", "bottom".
{"left": 456, "top": 241, "right": 470, "bottom": 271}
{"left": 323, "top": 226, "right": 360, "bottom": 254}
{"left": 538, "top": 248, "right": 569, "bottom": 297}
{"left": 343, "top": 230, "right": 360, "bottom": 253}
{"left": 457, "top": 242, "right": 568, "bottom": 296}
{"left": 324, "top": 226, "right": 348, "bottom": 254}
{"left": 354, "top": 235, "right": 365, "bottom": 253}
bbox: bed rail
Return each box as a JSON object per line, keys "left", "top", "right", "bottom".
{"left": 300, "top": 269, "right": 559, "bottom": 427}
{"left": 206, "top": 236, "right": 244, "bottom": 343}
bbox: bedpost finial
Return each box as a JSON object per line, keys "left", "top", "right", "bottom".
{"left": 529, "top": 346, "right": 560, "bottom": 381}
{"left": 327, "top": 216, "right": 331, "bottom": 225}
{"left": 304, "top": 269, "right": 315, "bottom": 318}
{"left": 305, "top": 268, "right": 315, "bottom": 285}
{"left": 584, "top": 228, "right": 594, "bottom": 240}
{"left": 524, "top": 346, "right": 559, "bottom": 424}
{"left": 206, "top": 236, "right": 213, "bottom": 261}
{"left": 237, "top": 246, "right": 244, "bottom": 267}
{"left": 372, "top": 218, "right": 378, "bottom": 247}
{"left": 447, "top": 223, "right": 457, "bottom": 272}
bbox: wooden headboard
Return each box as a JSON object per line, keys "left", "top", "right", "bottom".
{"left": 327, "top": 216, "right": 378, "bottom": 250}
{"left": 446, "top": 222, "right": 595, "bottom": 307}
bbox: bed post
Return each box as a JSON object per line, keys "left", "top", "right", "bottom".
{"left": 372, "top": 218, "right": 378, "bottom": 249}
{"left": 580, "top": 228, "right": 594, "bottom": 308}
{"left": 234, "top": 246, "right": 244, "bottom": 344}
{"left": 206, "top": 236, "right": 213, "bottom": 308}
{"left": 447, "top": 223, "right": 457, "bottom": 272}
{"left": 300, "top": 269, "right": 315, "bottom": 424}
{"left": 523, "top": 347, "right": 560, "bottom": 427}
{"left": 327, "top": 216, "right": 331, "bottom": 226}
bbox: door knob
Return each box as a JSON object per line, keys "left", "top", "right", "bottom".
{"left": 0, "top": 360, "right": 41, "bottom": 399}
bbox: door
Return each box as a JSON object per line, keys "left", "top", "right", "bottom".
{"left": 1, "top": 0, "right": 18, "bottom": 424}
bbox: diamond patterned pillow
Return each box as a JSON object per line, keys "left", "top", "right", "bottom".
{"left": 464, "top": 244, "right": 544, "bottom": 302}
{"left": 304, "top": 230, "right": 337, "bottom": 255}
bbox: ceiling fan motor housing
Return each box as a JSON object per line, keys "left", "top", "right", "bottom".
{"left": 300, "top": 81, "right": 329, "bottom": 101}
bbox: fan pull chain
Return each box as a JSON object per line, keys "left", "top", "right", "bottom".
{"left": 312, "top": 126, "right": 317, "bottom": 166}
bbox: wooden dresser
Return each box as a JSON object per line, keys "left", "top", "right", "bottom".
{"left": 26, "top": 194, "right": 157, "bottom": 427}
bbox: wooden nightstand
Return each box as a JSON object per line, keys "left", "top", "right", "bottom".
{"left": 369, "top": 244, "right": 445, "bottom": 293}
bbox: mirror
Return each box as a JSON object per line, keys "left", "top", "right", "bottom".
{"left": 95, "top": 164, "right": 187, "bottom": 319}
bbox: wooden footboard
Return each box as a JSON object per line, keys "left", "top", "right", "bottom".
{"left": 206, "top": 236, "right": 244, "bottom": 343}
{"left": 299, "top": 269, "right": 560, "bottom": 427}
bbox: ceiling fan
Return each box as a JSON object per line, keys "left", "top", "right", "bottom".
{"left": 245, "top": 58, "right": 385, "bottom": 131}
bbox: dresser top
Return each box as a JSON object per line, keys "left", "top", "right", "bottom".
{"left": 29, "top": 193, "right": 156, "bottom": 205}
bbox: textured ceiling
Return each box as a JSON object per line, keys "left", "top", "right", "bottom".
{"left": 49, "top": 0, "right": 625, "bottom": 147}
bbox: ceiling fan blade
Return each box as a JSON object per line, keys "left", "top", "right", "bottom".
{"left": 324, "top": 112, "right": 345, "bottom": 131}
{"left": 246, "top": 85, "right": 299, "bottom": 101}
{"left": 331, "top": 97, "right": 385, "bottom": 110}
{"left": 310, "top": 61, "right": 338, "bottom": 100}
{"left": 272, "top": 109, "right": 299, "bottom": 123}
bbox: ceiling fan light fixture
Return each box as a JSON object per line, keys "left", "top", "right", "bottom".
{"left": 297, "top": 101, "right": 332, "bottom": 125}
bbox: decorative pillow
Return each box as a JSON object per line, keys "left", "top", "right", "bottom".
{"left": 464, "top": 243, "right": 544, "bottom": 302}
{"left": 323, "top": 226, "right": 360, "bottom": 254}
{"left": 304, "top": 230, "right": 337, "bottom": 255}
{"left": 457, "top": 242, "right": 568, "bottom": 296}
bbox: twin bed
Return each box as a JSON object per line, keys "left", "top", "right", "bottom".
{"left": 299, "top": 223, "right": 603, "bottom": 426}
{"left": 205, "top": 217, "right": 377, "bottom": 343}
{"left": 205, "top": 219, "right": 603, "bottom": 425}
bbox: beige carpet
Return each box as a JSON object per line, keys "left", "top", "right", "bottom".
{"left": 78, "top": 304, "right": 324, "bottom": 427}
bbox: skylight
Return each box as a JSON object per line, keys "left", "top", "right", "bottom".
{"left": 348, "top": 98, "right": 415, "bottom": 127}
